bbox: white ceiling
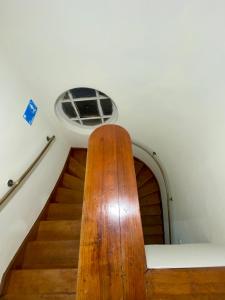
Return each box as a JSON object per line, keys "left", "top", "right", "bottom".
{"left": 1, "top": 0, "right": 225, "bottom": 144}
{"left": 1, "top": 0, "right": 225, "bottom": 160}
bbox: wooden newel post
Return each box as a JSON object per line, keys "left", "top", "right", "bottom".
{"left": 76, "top": 125, "right": 147, "bottom": 300}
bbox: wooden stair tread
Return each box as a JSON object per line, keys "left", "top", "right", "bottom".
{"left": 23, "top": 241, "right": 79, "bottom": 268}
{"left": 1, "top": 149, "right": 86, "bottom": 299}
{"left": 138, "top": 179, "right": 159, "bottom": 198}
{"left": 67, "top": 157, "right": 85, "bottom": 180}
{"left": 62, "top": 173, "right": 84, "bottom": 191}
{"left": 134, "top": 157, "right": 164, "bottom": 245}
{"left": 140, "top": 204, "right": 162, "bottom": 216}
{"left": 37, "top": 220, "right": 81, "bottom": 240}
{"left": 152, "top": 282, "right": 225, "bottom": 291}
{"left": 71, "top": 149, "right": 87, "bottom": 168}
{"left": 146, "top": 268, "right": 225, "bottom": 297}
{"left": 141, "top": 215, "right": 163, "bottom": 226}
{"left": 54, "top": 187, "right": 83, "bottom": 204}
{"left": 139, "top": 192, "right": 160, "bottom": 207}
{"left": 144, "top": 235, "right": 164, "bottom": 244}
{"left": 148, "top": 295, "right": 225, "bottom": 300}
{"left": 47, "top": 203, "right": 82, "bottom": 220}
{"left": 137, "top": 166, "right": 154, "bottom": 188}
{"left": 5, "top": 269, "right": 77, "bottom": 294}
{"left": 134, "top": 159, "right": 144, "bottom": 176}
{"left": 2, "top": 294, "right": 76, "bottom": 300}
{"left": 143, "top": 225, "right": 163, "bottom": 235}
{"left": 2, "top": 150, "right": 166, "bottom": 298}
{"left": 147, "top": 268, "right": 225, "bottom": 284}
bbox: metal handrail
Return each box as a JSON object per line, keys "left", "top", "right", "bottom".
{"left": 132, "top": 141, "right": 172, "bottom": 243}
{"left": 0, "top": 135, "right": 55, "bottom": 206}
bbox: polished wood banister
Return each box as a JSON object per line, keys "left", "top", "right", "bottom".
{"left": 76, "top": 125, "right": 147, "bottom": 300}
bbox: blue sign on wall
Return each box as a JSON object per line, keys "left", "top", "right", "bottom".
{"left": 23, "top": 100, "right": 38, "bottom": 125}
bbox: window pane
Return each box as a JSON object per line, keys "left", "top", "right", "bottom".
{"left": 58, "top": 88, "right": 116, "bottom": 128}
{"left": 100, "top": 98, "right": 113, "bottom": 115}
{"left": 82, "top": 119, "right": 102, "bottom": 126}
{"left": 70, "top": 88, "right": 96, "bottom": 98}
{"left": 99, "top": 91, "right": 107, "bottom": 97}
{"left": 63, "top": 92, "right": 70, "bottom": 100}
{"left": 76, "top": 100, "right": 99, "bottom": 118}
{"left": 62, "top": 102, "right": 77, "bottom": 118}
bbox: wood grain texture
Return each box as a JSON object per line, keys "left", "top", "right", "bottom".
{"left": 62, "top": 173, "right": 84, "bottom": 191}
{"left": 2, "top": 295, "right": 76, "bottom": 300}
{"left": 140, "top": 193, "right": 160, "bottom": 207}
{"left": 138, "top": 179, "right": 159, "bottom": 198}
{"left": 68, "top": 157, "right": 86, "bottom": 179}
{"left": 46, "top": 203, "right": 82, "bottom": 220}
{"left": 0, "top": 149, "right": 74, "bottom": 295}
{"left": 54, "top": 187, "right": 83, "bottom": 204}
{"left": 76, "top": 125, "right": 147, "bottom": 300}
{"left": 71, "top": 149, "right": 87, "bottom": 168}
{"left": 37, "top": 220, "right": 81, "bottom": 240}
{"left": 137, "top": 166, "right": 154, "bottom": 188}
{"left": 134, "top": 159, "right": 144, "bottom": 176}
{"left": 146, "top": 268, "right": 225, "bottom": 299}
{"left": 5, "top": 269, "right": 77, "bottom": 294}
{"left": 134, "top": 157, "right": 164, "bottom": 245}
{"left": 22, "top": 240, "right": 79, "bottom": 269}
{"left": 1, "top": 149, "right": 85, "bottom": 299}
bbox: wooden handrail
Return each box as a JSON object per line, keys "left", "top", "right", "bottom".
{"left": 76, "top": 125, "right": 147, "bottom": 300}
{"left": 0, "top": 136, "right": 55, "bottom": 206}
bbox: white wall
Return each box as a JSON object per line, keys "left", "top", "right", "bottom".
{"left": 0, "top": 52, "right": 70, "bottom": 283}
{"left": 145, "top": 244, "right": 225, "bottom": 269}
{"left": 0, "top": 0, "right": 225, "bottom": 249}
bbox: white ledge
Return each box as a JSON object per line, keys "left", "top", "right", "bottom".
{"left": 145, "top": 243, "right": 225, "bottom": 269}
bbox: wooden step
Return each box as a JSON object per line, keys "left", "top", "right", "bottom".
{"left": 147, "top": 295, "right": 225, "bottom": 300}
{"left": 46, "top": 203, "right": 82, "bottom": 220}
{"left": 137, "top": 166, "right": 154, "bottom": 188}
{"left": 5, "top": 269, "right": 77, "bottom": 295}
{"left": 67, "top": 157, "right": 85, "bottom": 179}
{"left": 139, "top": 192, "right": 160, "bottom": 206}
{"left": 140, "top": 204, "right": 162, "bottom": 216}
{"left": 143, "top": 225, "right": 163, "bottom": 235}
{"left": 141, "top": 215, "right": 163, "bottom": 226}
{"left": 138, "top": 179, "right": 159, "bottom": 198}
{"left": 144, "top": 235, "right": 164, "bottom": 244}
{"left": 2, "top": 294, "right": 76, "bottom": 300}
{"left": 71, "top": 149, "right": 87, "bottom": 168}
{"left": 62, "top": 173, "right": 84, "bottom": 191}
{"left": 22, "top": 241, "right": 79, "bottom": 269}
{"left": 37, "top": 220, "right": 81, "bottom": 240}
{"left": 146, "top": 268, "right": 225, "bottom": 298}
{"left": 134, "top": 159, "right": 144, "bottom": 176}
{"left": 54, "top": 187, "right": 83, "bottom": 204}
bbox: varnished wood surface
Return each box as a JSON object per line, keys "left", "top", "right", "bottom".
{"left": 76, "top": 125, "right": 147, "bottom": 300}
{"left": 2, "top": 142, "right": 225, "bottom": 299}
{"left": 22, "top": 240, "right": 80, "bottom": 268}
{"left": 134, "top": 158, "right": 164, "bottom": 244}
{"left": 146, "top": 268, "right": 225, "bottom": 299}
{"left": 5, "top": 269, "right": 77, "bottom": 295}
{"left": 1, "top": 149, "right": 86, "bottom": 299}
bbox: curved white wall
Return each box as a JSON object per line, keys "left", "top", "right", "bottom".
{"left": 0, "top": 0, "right": 225, "bottom": 275}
